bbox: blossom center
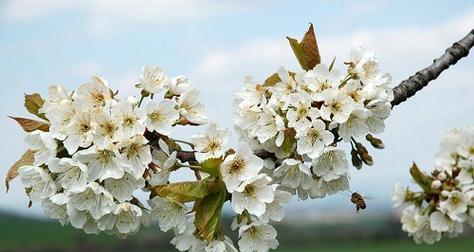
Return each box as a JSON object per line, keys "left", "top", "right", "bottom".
{"left": 149, "top": 111, "right": 162, "bottom": 123}
{"left": 244, "top": 184, "right": 257, "bottom": 197}
{"left": 229, "top": 157, "right": 246, "bottom": 174}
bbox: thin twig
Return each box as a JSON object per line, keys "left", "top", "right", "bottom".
{"left": 391, "top": 29, "right": 474, "bottom": 106}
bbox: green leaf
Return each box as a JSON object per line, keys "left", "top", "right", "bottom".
{"left": 9, "top": 116, "right": 50, "bottom": 132}
{"left": 287, "top": 23, "right": 321, "bottom": 71}
{"left": 194, "top": 181, "right": 227, "bottom": 242}
{"left": 150, "top": 178, "right": 219, "bottom": 203}
{"left": 200, "top": 158, "right": 223, "bottom": 177}
{"left": 24, "top": 93, "right": 47, "bottom": 120}
{"left": 5, "top": 149, "right": 36, "bottom": 192}
{"left": 409, "top": 162, "right": 432, "bottom": 192}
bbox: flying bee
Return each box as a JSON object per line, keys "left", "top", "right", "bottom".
{"left": 344, "top": 190, "right": 373, "bottom": 213}
{"left": 350, "top": 192, "right": 366, "bottom": 213}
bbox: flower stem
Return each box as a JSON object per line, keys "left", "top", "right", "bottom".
{"left": 174, "top": 139, "right": 195, "bottom": 149}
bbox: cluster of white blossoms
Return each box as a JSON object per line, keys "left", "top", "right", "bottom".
{"left": 393, "top": 126, "right": 474, "bottom": 244}
{"left": 10, "top": 42, "right": 394, "bottom": 252}
{"left": 234, "top": 46, "right": 393, "bottom": 200}
{"left": 17, "top": 65, "right": 207, "bottom": 236}
{"left": 157, "top": 122, "right": 289, "bottom": 252}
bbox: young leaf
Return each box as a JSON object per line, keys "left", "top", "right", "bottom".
{"left": 200, "top": 158, "right": 223, "bottom": 177}
{"left": 5, "top": 149, "right": 36, "bottom": 192}
{"left": 24, "top": 93, "right": 47, "bottom": 120}
{"left": 150, "top": 178, "right": 218, "bottom": 203}
{"left": 194, "top": 181, "right": 227, "bottom": 242}
{"left": 9, "top": 116, "right": 50, "bottom": 132}
{"left": 263, "top": 73, "right": 282, "bottom": 87}
{"left": 409, "top": 162, "right": 432, "bottom": 192}
{"left": 287, "top": 23, "right": 321, "bottom": 70}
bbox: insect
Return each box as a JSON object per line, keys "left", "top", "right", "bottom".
{"left": 346, "top": 191, "right": 373, "bottom": 213}
{"left": 350, "top": 192, "right": 366, "bottom": 213}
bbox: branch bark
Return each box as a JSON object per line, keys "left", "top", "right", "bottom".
{"left": 391, "top": 29, "right": 474, "bottom": 106}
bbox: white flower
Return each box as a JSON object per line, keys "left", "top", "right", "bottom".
{"left": 192, "top": 122, "right": 229, "bottom": 163}
{"left": 259, "top": 190, "right": 291, "bottom": 223}
{"left": 178, "top": 89, "right": 208, "bottom": 124}
{"left": 138, "top": 65, "right": 169, "bottom": 94}
{"left": 67, "top": 207, "right": 100, "bottom": 234}
{"left": 41, "top": 193, "right": 68, "bottom": 225}
{"left": 338, "top": 108, "right": 370, "bottom": 142}
{"left": 149, "top": 197, "right": 187, "bottom": 233}
{"left": 63, "top": 112, "right": 95, "bottom": 154}
{"left": 401, "top": 205, "right": 419, "bottom": 234}
{"left": 235, "top": 76, "right": 267, "bottom": 110}
{"left": 305, "top": 64, "right": 342, "bottom": 101}
{"left": 18, "top": 165, "right": 57, "bottom": 202}
{"left": 220, "top": 142, "right": 263, "bottom": 192}
{"left": 116, "top": 135, "right": 152, "bottom": 179}
{"left": 73, "top": 76, "right": 112, "bottom": 110}
{"left": 104, "top": 173, "right": 145, "bottom": 203}
{"left": 256, "top": 108, "right": 285, "bottom": 146}
{"left": 307, "top": 174, "right": 350, "bottom": 199}
{"left": 364, "top": 101, "right": 391, "bottom": 134}
{"left": 295, "top": 115, "right": 334, "bottom": 159}
{"left": 48, "top": 158, "right": 88, "bottom": 193}
{"left": 25, "top": 130, "right": 57, "bottom": 166}
{"left": 286, "top": 91, "right": 315, "bottom": 128}
{"left": 206, "top": 237, "right": 237, "bottom": 252}
{"left": 111, "top": 100, "right": 146, "bottom": 138}
{"left": 68, "top": 182, "right": 115, "bottom": 219}
{"left": 171, "top": 220, "right": 206, "bottom": 251}
{"left": 145, "top": 99, "right": 179, "bottom": 135}
{"left": 168, "top": 75, "right": 191, "bottom": 96}
{"left": 44, "top": 99, "right": 75, "bottom": 138}
{"left": 413, "top": 214, "right": 441, "bottom": 244}
{"left": 273, "top": 159, "right": 312, "bottom": 190}
{"left": 348, "top": 45, "right": 379, "bottom": 82}
{"left": 113, "top": 202, "right": 143, "bottom": 234}
{"left": 458, "top": 165, "right": 474, "bottom": 185}
{"left": 430, "top": 211, "right": 453, "bottom": 232}
{"left": 74, "top": 145, "right": 128, "bottom": 182}
{"left": 392, "top": 182, "right": 408, "bottom": 207}
{"left": 320, "top": 91, "right": 356, "bottom": 124}
{"left": 149, "top": 139, "right": 177, "bottom": 185}
{"left": 92, "top": 110, "right": 121, "bottom": 149}
{"left": 439, "top": 190, "right": 469, "bottom": 220}
{"left": 238, "top": 220, "right": 279, "bottom": 252}
{"left": 271, "top": 66, "right": 298, "bottom": 105}
{"left": 312, "top": 147, "right": 349, "bottom": 182}
{"left": 232, "top": 174, "right": 275, "bottom": 216}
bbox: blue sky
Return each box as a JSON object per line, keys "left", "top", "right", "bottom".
{"left": 1, "top": 0, "right": 473, "bottom": 218}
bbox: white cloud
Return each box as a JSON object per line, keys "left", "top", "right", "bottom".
{"left": 2, "top": 0, "right": 256, "bottom": 23}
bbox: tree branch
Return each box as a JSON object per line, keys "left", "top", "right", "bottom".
{"left": 391, "top": 29, "right": 474, "bottom": 106}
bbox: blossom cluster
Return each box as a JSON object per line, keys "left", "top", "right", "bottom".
{"left": 163, "top": 122, "right": 289, "bottom": 252}
{"left": 393, "top": 126, "right": 474, "bottom": 244}
{"left": 12, "top": 45, "right": 394, "bottom": 252}
{"left": 234, "top": 46, "right": 393, "bottom": 200}
{"left": 18, "top": 65, "right": 207, "bottom": 236}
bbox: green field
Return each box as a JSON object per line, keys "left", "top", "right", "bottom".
{"left": 1, "top": 212, "right": 473, "bottom": 252}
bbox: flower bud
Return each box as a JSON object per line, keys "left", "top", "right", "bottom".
{"left": 351, "top": 149, "right": 362, "bottom": 169}
{"left": 441, "top": 190, "right": 450, "bottom": 197}
{"left": 366, "top": 134, "right": 385, "bottom": 149}
{"left": 437, "top": 172, "right": 447, "bottom": 181}
{"left": 431, "top": 180, "right": 442, "bottom": 190}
